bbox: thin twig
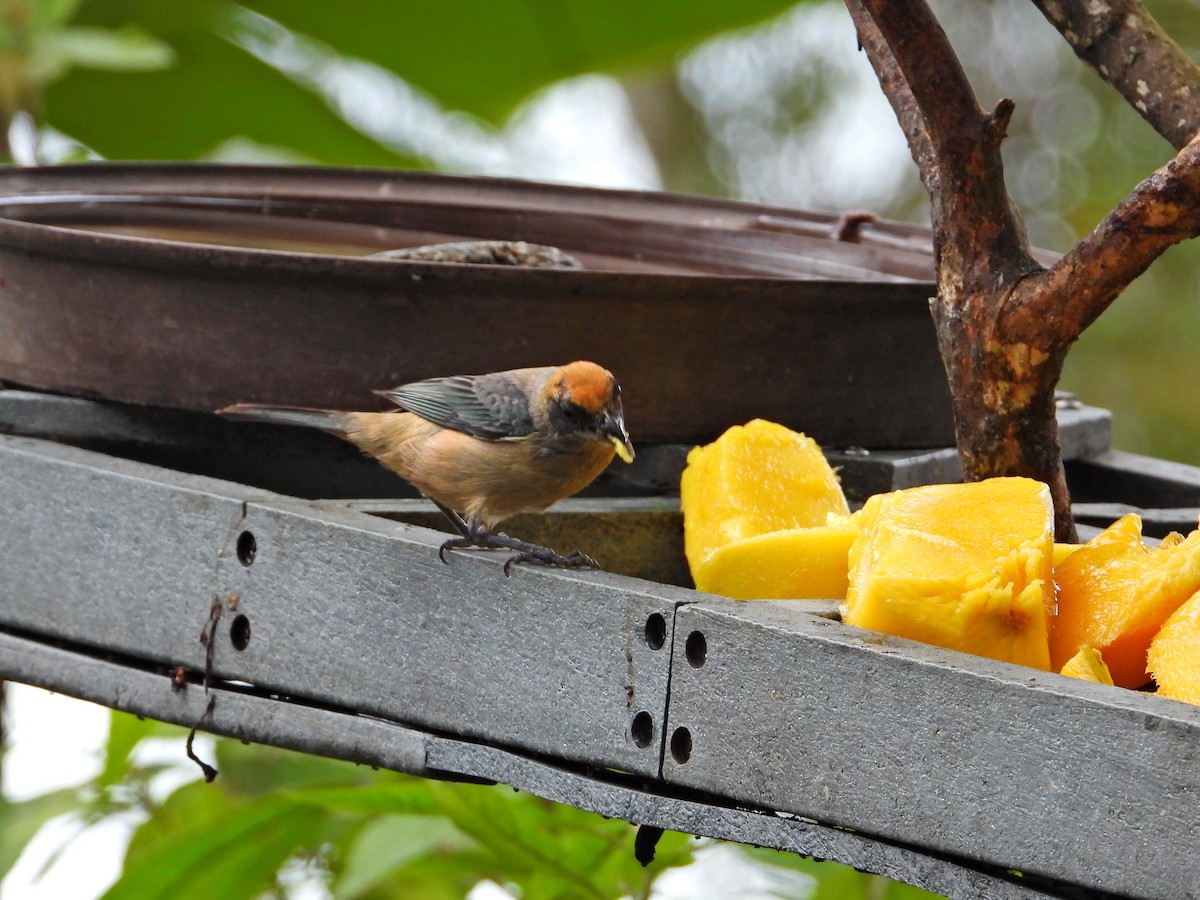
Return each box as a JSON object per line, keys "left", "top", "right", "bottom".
{"left": 185, "top": 595, "right": 224, "bottom": 782}
{"left": 199, "top": 593, "right": 222, "bottom": 691}
{"left": 186, "top": 696, "right": 218, "bottom": 783}
{"left": 1029, "top": 0, "right": 1200, "bottom": 149}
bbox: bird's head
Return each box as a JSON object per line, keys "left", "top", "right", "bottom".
{"left": 543, "top": 361, "right": 635, "bottom": 463}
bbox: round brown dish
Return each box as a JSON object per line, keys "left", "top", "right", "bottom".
{"left": 0, "top": 163, "right": 952, "bottom": 446}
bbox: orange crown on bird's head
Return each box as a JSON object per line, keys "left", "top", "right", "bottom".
{"left": 551, "top": 360, "right": 618, "bottom": 412}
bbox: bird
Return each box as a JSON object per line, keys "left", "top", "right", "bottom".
{"left": 217, "top": 361, "right": 635, "bottom": 574}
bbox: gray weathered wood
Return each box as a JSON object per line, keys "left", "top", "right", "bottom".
{"left": 1068, "top": 449, "right": 1200, "bottom": 507}
{"left": 0, "top": 629, "right": 1058, "bottom": 899}
{"left": 829, "top": 400, "right": 1112, "bottom": 502}
{"left": 1073, "top": 502, "right": 1200, "bottom": 538}
{"left": 7, "top": 428, "right": 1200, "bottom": 898}
{"left": 661, "top": 600, "right": 1200, "bottom": 899}
{"left": 0, "top": 390, "right": 1112, "bottom": 505}
{"left": 341, "top": 497, "right": 689, "bottom": 586}
{"left": 0, "top": 434, "right": 681, "bottom": 778}
{"left": 0, "top": 631, "right": 431, "bottom": 777}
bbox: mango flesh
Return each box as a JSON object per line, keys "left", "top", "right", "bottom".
{"left": 1053, "top": 543, "right": 1081, "bottom": 567}
{"left": 1147, "top": 590, "right": 1200, "bottom": 704}
{"left": 681, "top": 420, "right": 850, "bottom": 596}
{"left": 692, "top": 519, "right": 857, "bottom": 600}
{"left": 1050, "top": 513, "right": 1200, "bottom": 689}
{"left": 842, "top": 478, "right": 1054, "bottom": 670}
{"left": 1059, "top": 645, "right": 1115, "bottom": 686}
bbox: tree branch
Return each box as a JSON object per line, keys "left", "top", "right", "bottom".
{"left": 844, "top": 0, "right": 1069, "bottom": 532}
{"left": 845, "top": 0, "right": 1039, "bottom": 299}
{"left": 845, "top": 0, "right": 1200, "bottom": 541}
{"left": 1030, "top": 0, "right": 1200, "bottom": 149}
{"left": 1028, "top": 131, "right": 1200, "bottom": 342}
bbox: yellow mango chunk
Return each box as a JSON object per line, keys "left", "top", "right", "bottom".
{"left": 1050, "top": 514, "right": 1200, "bottom": 689}
{"left": 693, "top": 519, "right": 857, "bottom": 600}
{"left": 1053, "top": 543, "right": 1081, "bottom": 567}
{"left": 681, "top": 420, "right": 849, "bottom": 574}
{"left": 841, "top": 478, "right": 1054, "bottom": 670}
{"left": 1059, "top": 646, "right": 1115, "bottom": 686}
{"left": 1147, "top": 590, "right": 1200, "bottom": 704}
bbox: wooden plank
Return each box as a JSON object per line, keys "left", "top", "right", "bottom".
{"left": 0, "top": 389, "right": 1111, "bottom": 506}
{"left": 1072, "top": 502, "right": 1200, "bottom": 538}
{"left": 8, "top": 430, "right": 1200, "bottom": 897}
{"left": 0, "top": 434, "right": 682, "bottom": 778}
{"left": 0, "top": 629, "right": 1060, "bottom": 899}
{"left": 1068, "top": 450, "right": 1200, "bottom": 507}
{"left": 829, "top": 400, "right": 1112, "bottom": 503}
{"left": 340, "top": 497, "right": 689, "bottom": 586}
{"left": 660, "top": 600, "right": 1200, "bottom": 899}
{"left": 0, "top": 631, "right": 431, "bottom": 778}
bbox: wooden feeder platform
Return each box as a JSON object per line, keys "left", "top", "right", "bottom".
{"left": 1, "top": 165, "right": 1198, "bottom": 900}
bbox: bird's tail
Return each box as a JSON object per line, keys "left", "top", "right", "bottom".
{"left": 216, "top": 403, "right": 350, "bottom": 433}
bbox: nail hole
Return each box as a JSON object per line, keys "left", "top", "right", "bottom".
{"left": 670, "top": 727, "right": 692, "bottom": 764}
{"left": 230, "top": 614, "right": 251, "bottom": 651}
{"left": 644, "top": 613, "right": 666, "bottom": 650}
{"left": 236, "top": 531, "right": 256, "bottom": 567}
{"left": 686, "top": 631, "right": 707, "bottom": 668}
{"left": 631, "top": 711, "right": 654, "bottom": 748}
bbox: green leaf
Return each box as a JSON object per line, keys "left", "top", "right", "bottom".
{"left": 30, "top": 0, "right": 87, "bottom": 32}
{"left": 878, "top": 877, "right": 950, "bottom": 900}
{"left": 357, "top": 851, "right": 492, "bottom": 900}
{"left": 45, "top": 1, "right": 420, "bottom": 165}
{"left": 214, "top": 740, "right": 388, "bottom": 796}
{"left": 36, "top": 24, "right": 175, "bottom": 76}
{"left": 0, "top": 788, "right": 83, "bottom": 877}
{"left": 286, "top": 782, "right": 444, "bottom": 817}
{"left": 103, "top": 784, "right": 331, "bottom": 900}
{"left": 45, "top": 0, "right": 799, "bottom": 163}
{"left": 333, "top": 814, "right": 474, "bottom": 899}
{"left": 425, "top": 782, "right": 694, "bottom": 900}
{"left": 240, "top": 0, "right": 804, "bottom": 123}
{"left": 97, "top": 710, "right": 183, "bottom": 791}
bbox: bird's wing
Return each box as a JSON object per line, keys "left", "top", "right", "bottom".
{"left": 378, "top": 369, "right": 546, "bottom": 440}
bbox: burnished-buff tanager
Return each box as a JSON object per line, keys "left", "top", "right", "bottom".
{"left": 218, "top": 361, "right": 635, "bottom": 573}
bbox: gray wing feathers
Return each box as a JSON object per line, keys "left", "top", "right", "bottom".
{"left": 379, "top": 370, "right": 544, "bottom": 440}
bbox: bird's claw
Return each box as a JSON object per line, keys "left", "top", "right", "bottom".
{"left": 503, "top": 548, "right": 600, "bottom": 576}
{"left": 439, "top": 535, "right": 598, "bottom": 575}
{"left": 438, "top": 536, "right": 472, "bottom": 564}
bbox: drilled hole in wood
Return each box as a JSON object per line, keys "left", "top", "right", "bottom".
{"left": 631, "top": 711, "right": 654, "bottom": 748}
{"left": 685, "top": 631, "right": 707, "bottom": 668}
{"left": 236, "top": 530, "right": 257, "bottom": 567}
{"left": 644, "top": 613, "right": 666, "bottom": 650}
{"left": 670, "top": 727, "right": 692, "bottom": 764}
{"left": 230, "top": 614, "right": 251, "bottom": 651}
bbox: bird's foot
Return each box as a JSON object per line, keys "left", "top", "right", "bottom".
{"left": 438, "top": 536, "right": 475, "bottom": 564}
{"left": 437, "top": 531, "right": 598, "bottom": 576}
{"left": 502, "top": 547, "right": 598, "bottom": 576}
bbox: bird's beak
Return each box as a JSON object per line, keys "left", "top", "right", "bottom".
{"left": 601, "top": 411, "right": 635, "bottom": 463}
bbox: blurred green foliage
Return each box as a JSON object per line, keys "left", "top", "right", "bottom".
{"left": 4, "top": 711, "right": 946, "bottom": 899}
{"left": 29, "top": 0, "right": 799, "bottom": 161}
